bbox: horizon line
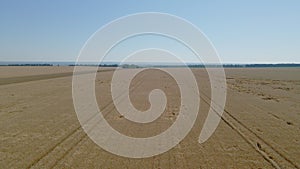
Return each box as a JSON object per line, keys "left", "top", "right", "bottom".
{"left": 1, "top": 61, "right": 300, "bottom": 65}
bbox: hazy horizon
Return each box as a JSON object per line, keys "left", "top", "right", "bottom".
{"left": 1, "top": 61, "right": 300, "bottom": 66}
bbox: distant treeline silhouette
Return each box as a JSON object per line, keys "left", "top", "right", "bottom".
{"left": 1, "top": 63, "right": 299, "bottom": 68}
{"left": 150, "top": 64, "right": 300, "bottom": 68}
{"left": 189, "top": 64, "right": 300, "bottom": 68}
{"left": 3, "top": 63, "right": 53, "bottom": 66}
{"left": 68, "top": 64, "right": 140, "bottom": 68}
{"left": 68, "top": 64, "right": 119, "bottom": 67}
{"left": 243, "top": 64, "right": 300, "bottom": 67}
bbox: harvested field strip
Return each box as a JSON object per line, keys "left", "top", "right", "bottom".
{"left": 0, "top": 69, "right": 114, "bottom": 86}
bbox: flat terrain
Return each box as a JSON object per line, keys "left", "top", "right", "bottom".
{"left": 0, "top": 67, "right": 299, "bottom": 169}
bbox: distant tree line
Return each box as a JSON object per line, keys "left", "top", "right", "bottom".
{"left": 188, "top": 64, "right": 300, "bottom": 68}
{"left": 68, "top": 64, "right": 119, "bottom": 67}
{"left": 243, "top": 64, "right": 300, "bottom": 67}
{"left": 1, "top": 63, "right": 299, "bottom": 68}
{"left": 67, "top": 64, "right": 141, "bottom": 68}
{"left": 2, "top": 63, "right": 53, "bottom": 66}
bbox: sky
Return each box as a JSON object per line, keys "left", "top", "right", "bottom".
{"left": 0, "top": 0, "right": 299, "bottom": 64}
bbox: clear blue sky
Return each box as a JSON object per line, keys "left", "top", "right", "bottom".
{"left": 0, "top": 0, "right": 299, "bottom": 63}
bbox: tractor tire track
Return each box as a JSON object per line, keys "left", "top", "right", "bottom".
{"left": 199, "top": 88, "right": 299, "bottom": 169}
{"left": 27, "top": 72, "right": 146, "bottom": 169}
